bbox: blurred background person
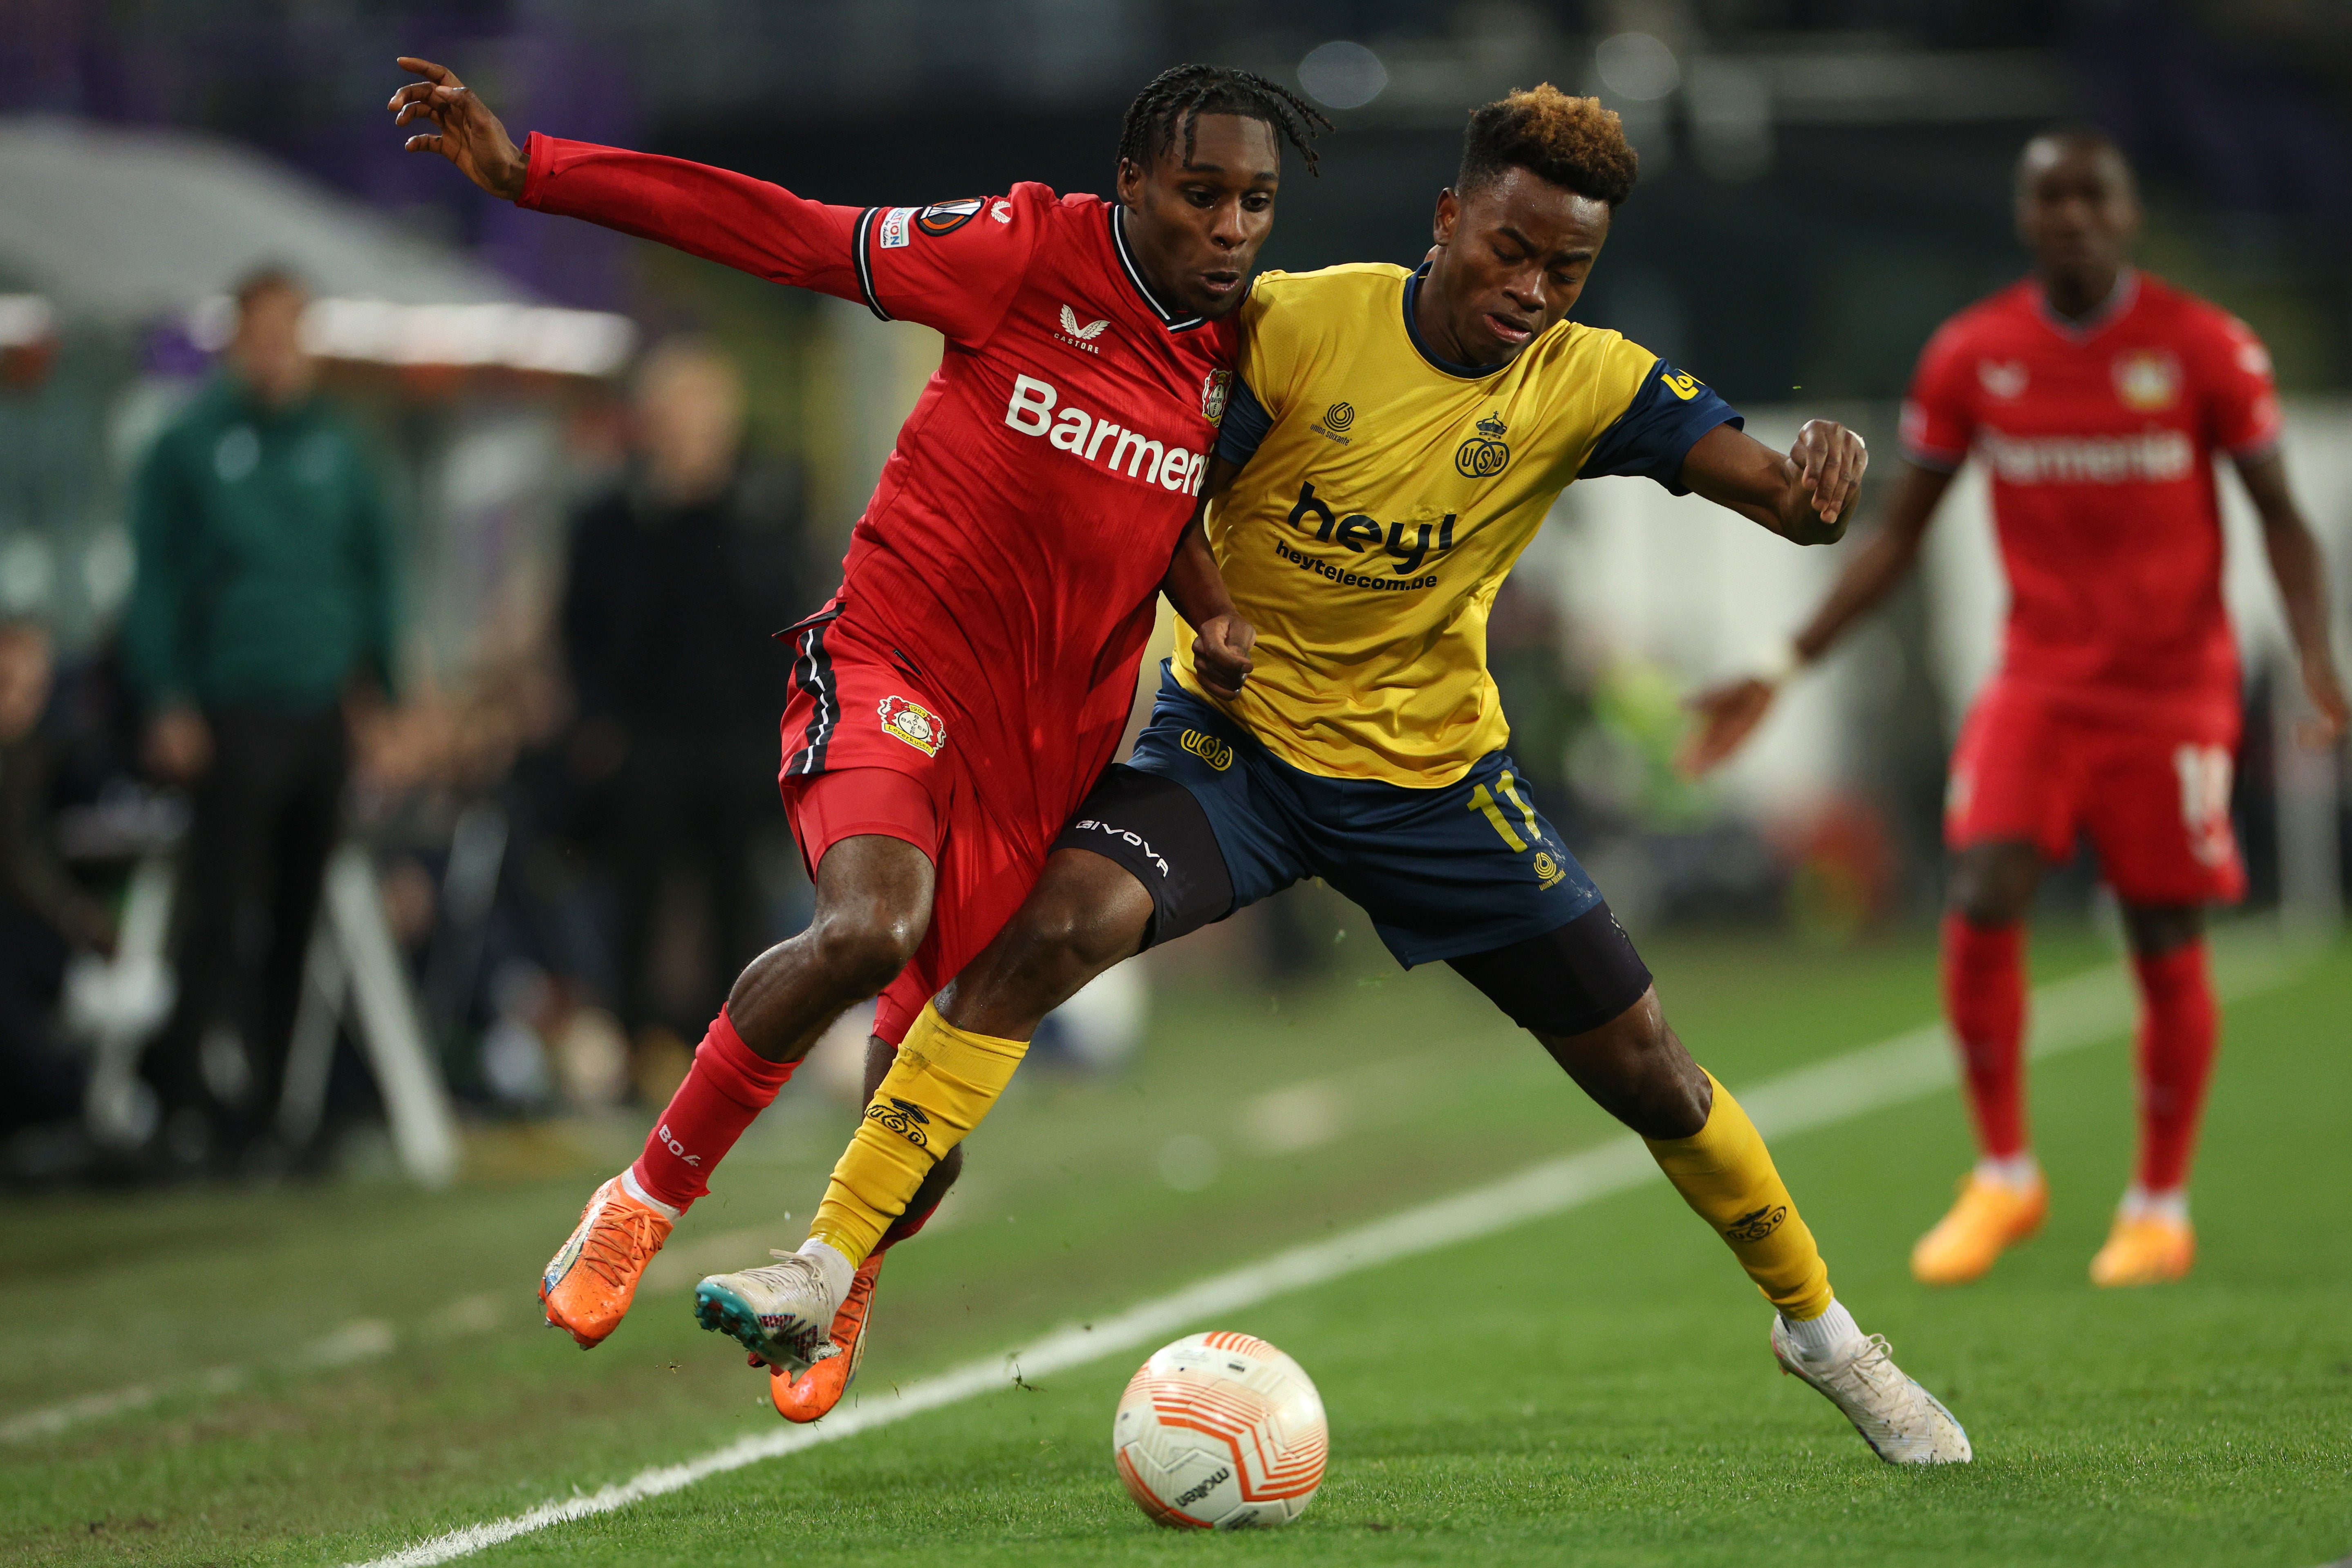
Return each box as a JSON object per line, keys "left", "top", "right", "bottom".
{"left": 1683, "top": 131, "right": 2347, "bottom": 1291}
{"left": 0, "top": 620, "right": 115, "bottom": 1140}
{"left": 560, "top": 338, "right": 811, "bottom": 1076}
{"left": 123, "top": 266, "right": 401, "bottom": 1172}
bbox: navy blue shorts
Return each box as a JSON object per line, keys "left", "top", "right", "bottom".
{"left": 1060, "top": 668, "right": 1606, "bottom": 968}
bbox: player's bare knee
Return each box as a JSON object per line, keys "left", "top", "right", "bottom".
{"left": 1949, "top": 882, "right": 2020, "bottom": 928}
{"left": 2122, "top": 901, "right": 2202, "bottom": 957}
{"left": 1043, "top": 886, "right": 1146, "bottom": 976}
{"left": 990, "top": 857, "right": 1148, "bottom": 995}
{"left": 1613, "top": 998, "right": 1711, "bottom": 1139}
{"left": 1948, "top": 843, "right": 2038, "bottom": 927}
{"left": 808, "top": 899, "right": 926, "bottom": 997}
{"left": 1537, "top": 989, "right": 1707, "bottom": 1141}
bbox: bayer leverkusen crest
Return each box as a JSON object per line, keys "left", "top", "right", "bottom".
{"left": 878, "top": 695, "right": 945, "bottom": 757}
{"left": 1201, "top": 369, "right": 1231, "bottom": 425}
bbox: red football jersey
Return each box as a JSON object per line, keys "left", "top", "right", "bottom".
{"left": 1901, "top": 271, "right": 2282, "bottom": 717}
{"left": 520, "top": 136, "right": 1236, "bottom": 827}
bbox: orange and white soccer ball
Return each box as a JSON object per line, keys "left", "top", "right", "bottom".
{"left": 1111, "top": 1331, "right": 1328, "bottom": 1529}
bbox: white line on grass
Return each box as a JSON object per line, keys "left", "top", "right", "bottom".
{"left": 0, "top": 1366, "right": 246, "bottom": 1445}
{"left": 357, "top": 940, "right": 2305, "bottom": 1561}
{"left": 2, "top": 1222, "right": 897, "bottom": 1445}
{"left": 0, "top": 1318, "right": 401, "bottom": 1445}
{"left": 353, "top": 939, "right": 2311, "bottom": 1568}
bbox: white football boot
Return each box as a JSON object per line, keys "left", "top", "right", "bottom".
{"left": 694, "top": 1247, "right": 848, "bottom": 1373}
{"left": 1770, "top": 1318, "right": 1973, "bottom": 1464}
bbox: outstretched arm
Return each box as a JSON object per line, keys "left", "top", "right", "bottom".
{"left": 1679, "top": 458, "right": 1955, "bottom": 775}
{"left": 2237, "top": 449, "right": 2349, "bottom": 746}
{"left": 387, "top": 58, "right": 871, "bottom": 311}
{"left": 1678, "top": 419, "right": 1867, "bottom": 546}
{"left": 1160, "top": 455, "right": 1255, "bottom": 700}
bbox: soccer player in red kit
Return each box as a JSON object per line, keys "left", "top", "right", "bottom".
{"left": 1686, "top": 129, "right": 2345, "bottom": 1288}
{"left": 388, "top": 60, "right": 1324, "bottom": 1385}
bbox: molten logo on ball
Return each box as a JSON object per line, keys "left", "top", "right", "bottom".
{"left": 1111, "top": 1331, "right": 1327, "bottom": 1529}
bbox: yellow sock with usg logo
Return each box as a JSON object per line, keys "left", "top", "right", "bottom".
{"left": 808, "top": 1004, "right": 1027, "bottom": 1265}
{"left": 1644, "top": 1071, "right": 1834, "bottom": 1320}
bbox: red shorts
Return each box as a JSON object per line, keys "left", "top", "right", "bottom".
{"left": 1945, "top": 680, "right": 2244, "bottom": 907}
{"left": 775, "top": 612, "right": 1058, "bottom": 1045}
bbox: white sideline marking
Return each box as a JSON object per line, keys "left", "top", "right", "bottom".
{"left": 0, "top": 1366, "right": 244, "bottom": 1444}
{"left": 349, "top": 941, "right": 2308, "bottom": 1568}
{"left": 3, "top": 1314, "right": 422, "bottom": 1445}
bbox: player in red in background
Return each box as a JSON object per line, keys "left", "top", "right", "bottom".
{"left": 388, "top": 60, "right": 1326, "bottom": 1402}
{"left": 1684, "top": 128, "right": 2346, "bottom": 1289}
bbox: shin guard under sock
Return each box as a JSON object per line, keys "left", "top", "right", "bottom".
{"left": 810, "top": 1004, "right": 1026, "bottom": 1265}
{"left": 1646, "top": 1071, "right": 1834, "bottom": 1320}
{"left": 2132, "top": 941, "right": 2218, "bottom": 1194}
{"left": 629, "top": 1010, "right": 796, "bottom": 1212}
{"left": 1942, "top": 913, "right": 2028, "bottom": 1160}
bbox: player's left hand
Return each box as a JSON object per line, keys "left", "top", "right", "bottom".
{"left": 1678, "top": 676, "right": 1778, "bottom": 777}
{"left": 1192, "top": 612, "right": 1256, "bottom": 701}
{"left": 389, "top": 57, "right": 529, "bottom": 200}
{"left": 1789, "top": 420, "right": 1867, "bottom": 529}
{"left": 2299, "top": 650, "right": 2349, "bottom": 749}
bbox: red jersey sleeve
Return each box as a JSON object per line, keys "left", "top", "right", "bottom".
{"left": 515, "top": 137, "right": 1044, "bottom": 345}
{"left": 855, "top": 189, "right": 1048, "bottom": 347}
{"left": 1900, "top": 316, "right": 1977, "bottom": 471}
{"left": 2190, "top": 308, "right": 2285, "bottom": 458}
{"left": 518, "top": 134, "right": 866, "bottom": 304}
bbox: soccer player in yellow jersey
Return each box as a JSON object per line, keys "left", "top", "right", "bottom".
{"left": 725, "top": 86, "right": 1971, "bottom": 1464}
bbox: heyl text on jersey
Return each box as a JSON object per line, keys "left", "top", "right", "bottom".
{"left": 1004, "top": 375, "right": 1206, "bottom": 495}
{"left": 1287, "top": 479, "right": 1458, "bottom": 576}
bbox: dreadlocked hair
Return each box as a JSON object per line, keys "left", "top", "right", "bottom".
{"left": 1117, "top": 64, "right": 1331, "bottom": 181}
{"left": 1458, "top": 84, "right": 1639, "bottom": 207}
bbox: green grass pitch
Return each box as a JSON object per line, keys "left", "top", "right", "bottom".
{"left": 5, "top": 924, "right": 2348, "bottom": 1566}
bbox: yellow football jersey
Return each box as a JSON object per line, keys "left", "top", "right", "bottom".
{"left": 1173, "top": 262, "right": 1739, "bottom": 786}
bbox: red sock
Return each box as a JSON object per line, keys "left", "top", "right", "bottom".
{"left": 629, "top": 1010, "right": 796, "bottom": 1212}
{"left": 2132, "top": 941, "right": 2218, "bottom": 1194}
{"left": 1942, "top": 914, "right": 2028, "bottom": 1160}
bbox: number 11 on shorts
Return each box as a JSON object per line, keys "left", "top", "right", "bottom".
{"left": 1468, "top": 771, "right": 1543, "bottom": 851}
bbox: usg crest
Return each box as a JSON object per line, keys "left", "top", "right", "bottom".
{"left": 1179, "top": 728, "right": 1233, "bottom": 771}
{"left": 1455, "top": 413, "right": 1510, "bottom": 478}
{"left": 864, "top": 1096, "right": 931, "bottom": 1148}
{"left": 878, "top": 694, "right": 945, "bottom": 756}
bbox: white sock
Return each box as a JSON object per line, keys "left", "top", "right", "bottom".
{"left": 1974, "top": 1151, "right": 2041, "bottom": 1191}
{"left": 1779, "top": 1299, "right": 1865, "bottom": 1364}
{"left": 618, "top": 1166, "right": 682, "bottom": 1221}
{"left": 797, "top": 1237, "right": 855, "bottom": 1310}
{"left": 2121, "top": 1185, "right": 2189, "bottom": 1225}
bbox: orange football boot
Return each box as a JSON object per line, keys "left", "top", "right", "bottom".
{"left": 2089, "top": 1212, "right": 2194, "bottom": 1287}
{"left": 540, "top": 1174, "right": 675, "bottom": 1348}
{"left": 1910, "top": 1170, "right": 2048, "bottom": 1285}
{"left": 769, "top": 1251, "right": 884, "bottom": 1422}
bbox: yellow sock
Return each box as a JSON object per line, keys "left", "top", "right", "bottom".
{"left": 1644, "top": 1070, "right": 1834, "bottom": 1320}
{"left": 808, "top": 1004, "right": 1026, "bottom": 1265}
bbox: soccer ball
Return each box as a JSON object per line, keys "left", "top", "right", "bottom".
{"left": 1111, "top": 1331, "right": 1328, "bottom": 1529}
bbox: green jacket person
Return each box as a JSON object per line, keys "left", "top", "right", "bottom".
{"left": 123, "top": 266, "right": 400, "bottom": 1168}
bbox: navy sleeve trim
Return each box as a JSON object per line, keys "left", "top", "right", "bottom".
{"left": 1578, "top": 359, "right": 1742, "bottom": 495}
{"left": 1213, "top": 376, "right": 1272, "bottom": 466}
